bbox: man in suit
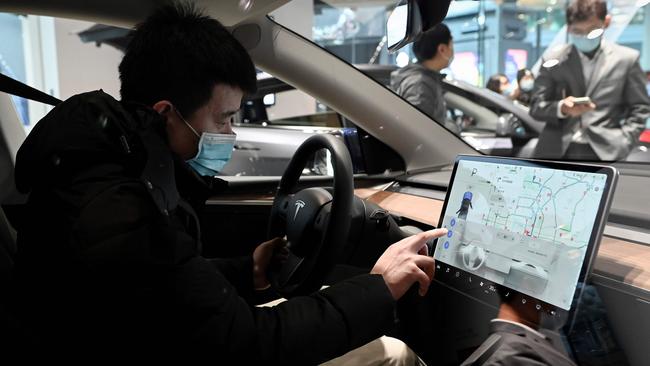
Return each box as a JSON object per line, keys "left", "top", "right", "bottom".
{"left": 530, "top": 0, "right": 650, "bottom": 160}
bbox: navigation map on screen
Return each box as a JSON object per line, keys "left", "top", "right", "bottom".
{"left": 434, "top": 159, "right": 607, "bottom": 310}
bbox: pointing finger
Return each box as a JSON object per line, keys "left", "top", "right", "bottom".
{"left": 408, "top": 229, "right": 448, "bottom": 251}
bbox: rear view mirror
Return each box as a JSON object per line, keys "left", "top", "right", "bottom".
{"left": 386, "top": 0, "right": 422, "bottom": 53}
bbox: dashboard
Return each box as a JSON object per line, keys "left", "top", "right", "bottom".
{"left": 214, "top": 175, "right": 650, "bottom": 295}
{"left": 211, "top": 171, "right": 650, "bottom": 365}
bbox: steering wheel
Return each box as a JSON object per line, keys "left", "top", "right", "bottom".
{"left": 267, "top": 134, "right": 354, "bottom": 298}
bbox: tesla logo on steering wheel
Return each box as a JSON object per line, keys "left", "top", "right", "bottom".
{"left": 294, "top": 200, "right": 306, "bottom": 221}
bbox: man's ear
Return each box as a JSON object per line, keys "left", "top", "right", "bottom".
{"left": 437, "top": 43, "right": 448, "bottom": 57}
{"left": 604, "top": 14, "right": 612, "bottom": 29}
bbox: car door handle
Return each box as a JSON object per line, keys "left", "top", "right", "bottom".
{"left": 234, "top": 144, "right": 261, "bottom": 151}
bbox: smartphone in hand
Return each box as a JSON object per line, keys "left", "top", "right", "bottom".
{"left": 572, "top": 96, "right": 592, "bottom": 105}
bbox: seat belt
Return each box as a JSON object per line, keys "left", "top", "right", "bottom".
{"left": 0, "top": 72, "right": 61, "bottom": 106}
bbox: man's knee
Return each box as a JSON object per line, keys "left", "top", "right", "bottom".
{"left": 320, "top": 336, "right": 424, "bottom": 366}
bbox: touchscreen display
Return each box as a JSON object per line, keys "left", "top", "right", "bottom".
{"left": 433, "top": 159, "right": 607, "bottom": 310}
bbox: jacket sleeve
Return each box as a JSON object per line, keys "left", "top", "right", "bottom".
{"left": 175, "top": 256, "right": 397, "bottom": 364}
{"left": 207, "top": 256, "right": 254, "bottom": 296}
{"left": 400, "top": 77, "right": 442, "bottom": 121}
{"left": 529, "top": 63, "right": 563, "bottom": 127}
{"left": 399, "top": 77, "right": 460, "bottom": 133}
{"left": 78, "top": 184, "right": 397, "bottom": 364}
{"left": 621, "top": 56, "right": 650, "bottom": 142}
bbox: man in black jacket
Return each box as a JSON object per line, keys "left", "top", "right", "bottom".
{"left": 390, "top": 23, "right": 459, "bottom": 135}
{"left": 11, "top": 3, "right": 446, "bottom": 364}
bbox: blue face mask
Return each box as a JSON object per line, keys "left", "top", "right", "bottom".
{"left": 570, "top": 29, "right": 603, "bottom": 54}
{"left": 502, "top": 83, "right": 514, "bottom": 96}
{"left": 175, "top": 108, "right": 236, "bottom": 177}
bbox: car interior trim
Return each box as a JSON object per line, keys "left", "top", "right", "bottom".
{"left": 207, "top": 187, "right": 650, "bottom": 294}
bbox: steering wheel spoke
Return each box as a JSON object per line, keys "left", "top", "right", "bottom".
{"left": 267, "top": 134, "right": 354, "bottom": 297}
{"left": 276, "top": 193, "right": 294, "bottom": 221}
{"left": 313, "top": 205, "right": 331, "bottom": 232}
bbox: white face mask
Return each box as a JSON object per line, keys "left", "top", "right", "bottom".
{"left": 520, "top": 79, "right": 534, "bottom": 92}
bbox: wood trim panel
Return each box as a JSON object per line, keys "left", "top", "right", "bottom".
{"left": 207, "top": 193, "right": 274, "bottom": 202}
{"left": 362, "top": 190, "right": 650, "bottom": 292}
{"left": 594, "top": 237, "right": 650, "bottom": 291}
{"left": 212, "top": 188, "right": 383, "bottom": 202}
{"left": 364, "top": 190, "right": 442, "bottom": 226}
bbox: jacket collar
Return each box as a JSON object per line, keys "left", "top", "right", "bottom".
{"left": 490, "top": 319, "right": 548, "bottom": 340}
{"left": 415, "top": 62, "right": 446, "bottom": 80}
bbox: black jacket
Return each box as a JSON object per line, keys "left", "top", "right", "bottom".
{"left": 11, "top": 91, "right": 396, "bottom": 364}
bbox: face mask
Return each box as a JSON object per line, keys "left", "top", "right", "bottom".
{"left": 501, "top": 83, "right": 514, "bottom": 96}
{"left": 442, "top": 46, "right": 454, "bottom": 68}
{"left": 520, "top": 79, "right": 534, "bottom": 92}
{"left": 175, "top": 108, "right": 236, "bottom": 177}
{"left": 187, "top": 133, "right": 236, "bottom": 176}
{"left": 570, "top": 29, "right": 603, "bottom": 54}
{"left": 446, "top": 54, "right": 455, "bottom": 68}
{"left": 444, "top": 49, "right": 454, "bottom": 68}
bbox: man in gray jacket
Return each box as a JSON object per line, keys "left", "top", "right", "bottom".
{"left": 391, "top": 23, "right": 459, "bottom": 134}
{"left": 530, "top": 0, "right": 650, "bottom": 160}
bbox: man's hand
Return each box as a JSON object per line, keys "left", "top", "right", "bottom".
{"left": 253, "top": 237, "right": 289, "bottom": 290}
{"left": 371, "top": 229, "right": 448, "bottom": 300}
{"left": 560, "top": 96, "right": 596, "bottom": 117}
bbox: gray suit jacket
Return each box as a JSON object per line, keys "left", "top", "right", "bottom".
{"left": 529, "top": 41, "right": 650, "bottom": 160}
{"left": 461, "top": 321, "right": 576, "bottom": 366}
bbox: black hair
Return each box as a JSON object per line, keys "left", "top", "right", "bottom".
{"left": 516, "top": 68, "right": 533, "bottom": 84}
{"left": 412, "top": 23, "right": 452, "bottom": 62}
{"left": 566, "top": 0, "right": 608, "bottom": 25}
{"left": 486, "top": 73, "right": 507, "bottom": 94}
{"left": 119, "top": 2, "right": 257, "bottom": 118}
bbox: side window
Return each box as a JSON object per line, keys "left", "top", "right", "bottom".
{"left": 0, "top": 16, "right": 403, "bottom": 179}
{"left": 0, "top": 14, "right": 124, "bottom": 134}
{"left": 222, "top": 76, "right": 346, "bottom": 177}
{"left": 221, "top": 75, "right": 404, "bottom": 177}
{"left": 0, "top": 13, "right": 59, "bottom": 131}
{"left": 441, "top": 84, "right": 539, "bottom": 158}
{"left": 236, "top": 84, "right": 343, "bottom": 129}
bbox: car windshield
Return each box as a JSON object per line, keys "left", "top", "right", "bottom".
{"left": 271, "top": 0, "right": 650, "bottom": 164}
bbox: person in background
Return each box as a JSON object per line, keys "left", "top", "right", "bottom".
{"left": 486, "top": 73, "right": 513, "bottom": 97}
{"left": 529, "top": 0, "right": 650, "bottom": 160}
{"left": 513, "top": 68, "right": 535, "bottom": 106}
{"left": 391, "top": 23, "right": 460, "bottom": 134}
